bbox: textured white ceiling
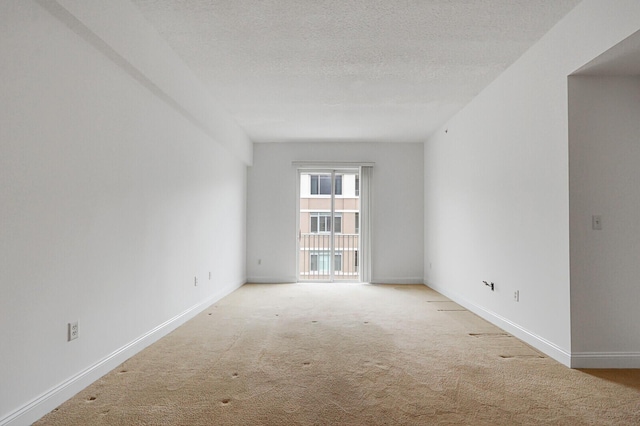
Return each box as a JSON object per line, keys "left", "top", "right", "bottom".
{"left": 131, "top": 0, "right": 581, "bottom": 143}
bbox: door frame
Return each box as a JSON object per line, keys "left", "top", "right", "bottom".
{"left": 296, "top": 167, "right": 360, "bottom": 283}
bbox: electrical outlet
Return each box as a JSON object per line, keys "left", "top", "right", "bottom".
{"left": 68, "top": 321, "right": 78, "bottom": 341}
{"left": 592, "top": 215, "right": 602, "bottom": 230}
{"left": 514, "top": 290, "right": 520, "bottom": 302}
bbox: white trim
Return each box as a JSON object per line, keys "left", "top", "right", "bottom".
{"left": 571, "top": 352, "right": 640, "bottom": 369}
{"left": 292, "top": 161, "right": 375, "bottom": 168}
{"left": 300, "top": 247, "right": 357, "bottom": 252}
{"left": 300, "top": 272, "right": 359, "bottom": 277}
{"left": 1, "top": 281, "right": 243, "bottom": 426}
{"left": 370, "top": 278, "right": 425, "bottom": 285}
{"left": 248, "top": 277, "right": 298, "bottom": 284}
{"left": 425, "top": 281, "right": 572, "bottom": 367}
{"left": 301, "top": 209, "right": 359, "bottom": 213}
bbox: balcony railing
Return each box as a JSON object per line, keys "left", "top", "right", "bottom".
{"left": 299, "top": 233, "right": 359, "bottom": 280}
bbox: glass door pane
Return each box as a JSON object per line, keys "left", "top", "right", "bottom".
{"left": 298, "top": 169, "right": 360, "bottom": 282}
{"left": 332, "top": 170, "right": 359, "bottom": 282}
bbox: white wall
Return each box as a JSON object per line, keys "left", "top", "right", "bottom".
{"left": 247, "top": 142, "right": 424, "bottom": 284}
{"left": 0, "top": 1, "right": 249, "bottom": 424}
{"left": 424, "top": 0, "right": 640, "bottom": 367}
{"left": 569, "top": 76, "right": 640, "bottom": 367}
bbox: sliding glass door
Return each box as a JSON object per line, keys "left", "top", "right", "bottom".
{"left": 298, "top": 169, "right": 360, "bottom": 282}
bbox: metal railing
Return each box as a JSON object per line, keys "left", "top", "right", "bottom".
{"left": 299, "top": 233, "right": 359, "bottom": 280}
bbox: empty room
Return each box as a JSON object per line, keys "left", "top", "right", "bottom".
{"left": 2, "top": 1, "right": 640, "bottom": 425}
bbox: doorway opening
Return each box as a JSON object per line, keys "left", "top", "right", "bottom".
{"left": 298, "top": 169, "right": 360, "bottom": 282}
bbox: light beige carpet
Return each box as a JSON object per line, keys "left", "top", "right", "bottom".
{"left": 37, "top": 283, "right": 640, "bottom": 425}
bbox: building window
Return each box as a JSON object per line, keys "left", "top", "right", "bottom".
{"left": 310, "top": 174, "right": 342, "bottom": 195}
{"left": 310, "top": 251, "right": 342, "bottom": 272}
{"left": 310, "top": 252, "right": 327, "bottom": 273}
{"left": 354, "top": 250, "right": 358, "bottom": 268}
{"left": 310, "top": 212, "right": 342, "bottom": 233}
{"left": 355, "top": 175, "right": 360, "bottom": 196}
{"left": 355, "top": 212, "right": 359, "bottom": 234}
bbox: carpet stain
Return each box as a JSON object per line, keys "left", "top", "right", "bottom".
{"left": 499, "top": 355, "right": 545, "bottom": 359}
{"left": 283, "top": 399, "right": 301, "bottom": 413}
{"left": 469, "top": 333, "right": 510, "bottom": 337}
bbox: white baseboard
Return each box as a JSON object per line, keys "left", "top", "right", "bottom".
{"left": 1, "top": 280, "right": 244, "bottom": 426}
{"left": 425, "top": 281, "right": 572, "bottom": 367}
{"left": 247, "top": 277, "right": 425, "bottom": 285}
{"left": 370, "top": 277, "right": 425, "bottom": 285}
{"left": 246, "top": 276, "right": 297, "bottom": 284}
{"left": 571, "top": 352, "right": 640, "bottom": 368}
